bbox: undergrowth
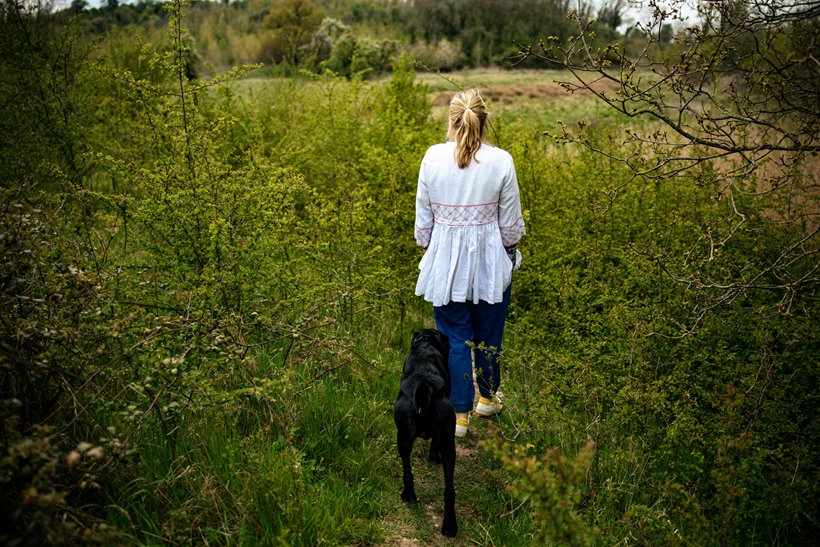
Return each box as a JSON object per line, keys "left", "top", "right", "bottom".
{"left": 1, "top": 1, "right": 817, "bottom": 545}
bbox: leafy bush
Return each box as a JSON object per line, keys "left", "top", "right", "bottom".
{"left": 493, "top": 117, "right": 819, "bottom": 544}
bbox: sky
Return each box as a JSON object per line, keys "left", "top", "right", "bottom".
{"left": 611, "top": 0, "right": 702, "bottom": 31}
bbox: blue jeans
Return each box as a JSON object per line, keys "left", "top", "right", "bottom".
{"left": 434, "top": 284, "right": 511, "bottom": 413}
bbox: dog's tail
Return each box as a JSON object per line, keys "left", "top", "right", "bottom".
{"left": 413, "top": 383, "right": 432, "bottom": 415}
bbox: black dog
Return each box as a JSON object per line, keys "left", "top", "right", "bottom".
{"left": 393, "top": 329, "right": 457, "bottom": 537}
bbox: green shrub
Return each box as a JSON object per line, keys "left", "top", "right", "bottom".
{"left": 499, "top": 118, "right": 818, "bottom": 544}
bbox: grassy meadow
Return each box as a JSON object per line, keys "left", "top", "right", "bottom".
{"left": 2, "top": 1, "right": 818, "bottom": 545}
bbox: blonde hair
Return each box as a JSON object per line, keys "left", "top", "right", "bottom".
{"left": 447, "top": 89, "right": 488, "bottom": 169}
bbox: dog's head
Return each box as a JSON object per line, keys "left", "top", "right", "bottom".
{"left": 406, "top": 329, "right": 451, "bottom": 413}
{"left": 411, "top": 329, "right": 450, "bottom": 356}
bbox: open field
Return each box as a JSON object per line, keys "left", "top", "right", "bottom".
{"left": 238, "top": 66, "right": 628, "bottom": 141}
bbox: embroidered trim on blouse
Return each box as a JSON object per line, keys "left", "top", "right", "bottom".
{"left": 431, "top": 201, "right": 498, "bottom": 227}
{"left": 414, "top": 224, "right": 433, "bottom": 248}
{"left": 499, "top": 216, "right": 525, "bottom": 246}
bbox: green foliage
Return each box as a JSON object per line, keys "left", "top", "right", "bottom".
{"left": 0, "top": 3, "right": 123, "bottom": 542}
{"left": 496, "top": 118, "right": 818, "bottom": 543}
{"left": 2, "top": 1, "right": 441, "bottom": 542}
{"left": 2, "top": 0, "right": 817, "bottom": 544}
{"left": 68, "top": 0, "right": 629, "bottom": 74}
{"left": 408, "top": 37, "right": 464, "bottom": 72}
{"left": 0, "top": 425, "right": 121, "bottom": 545}
{"left": 489, "top": 441, "right": 597, "bottom": 545}
{"left": 0, "top": 0, "right": 95, "bottom": 185}
{"left": 406, "top": 0, "right": 591, "bottom": 68}
{"left": 0, "top": 187, "right": 122, "bottom": 544}
{"left": 260, "top": 0, "right": 324, "bottom": 65}
{"left": 321, "top": 29, "right": 398, "bottom": 78}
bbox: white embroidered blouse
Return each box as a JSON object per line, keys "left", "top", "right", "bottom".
{"left": 414, "top": 142, "right": 525, "bottom": 306}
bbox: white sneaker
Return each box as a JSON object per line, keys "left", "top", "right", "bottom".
{"left": 475, "top": 392, "right": 503, "bottom": 417}
{"left": 455, "top": 416, "right": 469, "bottom": 437}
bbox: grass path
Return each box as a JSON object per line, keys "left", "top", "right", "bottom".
{"left": 375, "top": 391, "right": 535, "bottom": 546}
{"left": 380, "top": 422, "right": 494, "bottom": 545}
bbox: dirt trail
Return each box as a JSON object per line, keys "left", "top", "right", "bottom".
{"left": 381, "top": 435, "right": 483, "bottom": 546}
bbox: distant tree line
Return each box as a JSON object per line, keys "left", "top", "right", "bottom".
{"left": 59, "top": 0, "right": 643, "bottom": 76}
{"left": 406, "top": 0, "right": 604, "bottom": 67}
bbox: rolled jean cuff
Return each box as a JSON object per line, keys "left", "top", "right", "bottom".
{"left": 452, "top": 401, "right": 473, "bottom": 413}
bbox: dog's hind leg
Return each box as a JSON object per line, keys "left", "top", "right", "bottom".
{"left": 435, "top": 402, "right": 458, "bottom": 537}
{"left": 397, "top": 428, "right": 417, "bottom": 502}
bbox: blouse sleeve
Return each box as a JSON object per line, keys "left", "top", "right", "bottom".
{"left": 414, "top": 157, "right": 433, "bottom": 248}
{"left": 498, "top": 157, "right": 525, "bottom": 247}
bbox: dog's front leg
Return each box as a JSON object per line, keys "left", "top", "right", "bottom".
{"left": 438, "top": 421, "right": 458, "bottom": 536}
{"left": 397, "top": 429, "right": 417, "bottom": 502}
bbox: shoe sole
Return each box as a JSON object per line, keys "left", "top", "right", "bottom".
{"left": 475, "top": 405, "right": 502, "bottom": 417}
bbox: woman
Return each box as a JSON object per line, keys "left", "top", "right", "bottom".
{"left": 414, "top": 89, "right": 525, "bottom": 437}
